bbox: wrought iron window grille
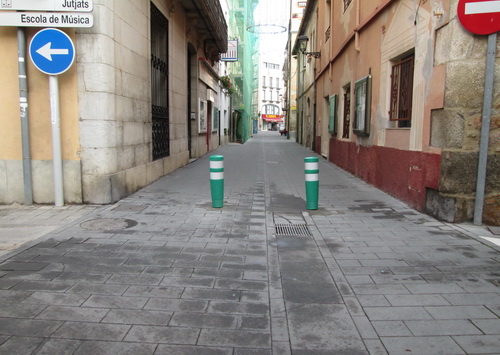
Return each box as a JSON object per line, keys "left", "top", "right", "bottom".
{"left": 389, "top": 55, "right": 414, "bottom": 128}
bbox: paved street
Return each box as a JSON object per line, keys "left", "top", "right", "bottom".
{"left": 0, "top": 132, "right": 499, "bottom": 354}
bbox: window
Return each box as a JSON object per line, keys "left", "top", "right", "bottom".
{"left": 353, "top": 75, "right": 371, "bottom": 136}
{"left": 263, "top": 104, "right": 279, "bottom": 115}
{"left": 328, "top": 94, "right": 337, "bottom": 134}
{"left": 342, "top": 84, "right": 351, "bottom": 138}
{"left": 269, "top": 77, "right": 273, "bottom": 88}
{"left": 389, "top": 54, "right": 414, "bottom": 128}
{"left": 262, "top": 76, "right": 266, "bottom": 87}
{"left": 343, "top": 0, "right": 352, "bottom": 12}
{"left": 199, "top": 100, "right": 207, "bottom": 132}
{"left": 325, "top": 0, "right": 331, "bottom": 42}
{"left": 265, "top": 63, "right": 279, "bottom": 70}
{"left": 276, "top": 78, "right": 280, "bottom": 88}
{"left": 151, "top": 3, "right": 169, "bottom": 160}
{"left": 213, "top": 107, "right": 219, "bottom": 131}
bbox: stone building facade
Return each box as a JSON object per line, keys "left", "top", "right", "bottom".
{"left": 0, "top": 0, "right": 228, "bottom": 205}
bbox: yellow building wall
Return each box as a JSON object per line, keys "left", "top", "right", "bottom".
{"left": 1, "top": 27, "right": 80, "bottom": 160}
{"left": 0, "top": 27, "right": 81, "bottom": 203}
{"left": 0, "top": 27, "right": 22, "bottom": 160}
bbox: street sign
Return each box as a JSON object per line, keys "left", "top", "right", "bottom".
{"left": 29, "top": 28, "right": 75, "bottom": 75}
{"left": 458, "top": 0, "right": 500, "bottom": 35}
{"left": 0, "top": 0, "right": 93, "bottom": 12}
{"left": 0, "top": 11, "right": 93, "bottom": 27}
{"left": 221, "top": 39, "right": 238, "bottom": 62}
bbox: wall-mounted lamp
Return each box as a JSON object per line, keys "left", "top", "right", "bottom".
{"left": 297, "top": 34, "right": 309, "bottom": 42}
{"left": 297, "top": 34, "right": 321, "bottom": 59}
{"left": 304, "top": 51, "right": 321, "bottom": 58}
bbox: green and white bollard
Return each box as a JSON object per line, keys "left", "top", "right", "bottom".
{"left": 304, "top": 157, "right": 319, "bottom": 210}
{"left": 210, "top": 155, "right": 224, "bottom": 208}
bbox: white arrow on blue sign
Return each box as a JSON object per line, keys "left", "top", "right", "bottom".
{"left": 29, "top": 28, "right": 75, "bottom": 75}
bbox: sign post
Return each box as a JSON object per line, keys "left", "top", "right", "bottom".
{"left": 1, "top": 1, "right": 92, "bottom": 207}
{"left": 457, "top": 0, "right": 500, "bottom": 225}
{"left": 29, "top": 28, "right": 75, "bottom": 206}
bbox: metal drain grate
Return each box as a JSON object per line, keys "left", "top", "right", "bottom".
{"left": 275, "top": 224, "right": 311, "bottom": 236}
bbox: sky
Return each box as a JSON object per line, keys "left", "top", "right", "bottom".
{"left": 253, "top": 0, "right": 290, "bottom": 62}
{"left": 259, "top": 31, "right": 289, "bottom": 61}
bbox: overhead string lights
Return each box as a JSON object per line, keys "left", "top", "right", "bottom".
{"left": 246, "top": 0, "right": 288, "bottom": 34}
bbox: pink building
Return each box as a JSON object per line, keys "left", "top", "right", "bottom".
{"left": 292, "top": 0, "right": 500, "bottom": 225}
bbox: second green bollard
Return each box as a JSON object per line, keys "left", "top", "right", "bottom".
{"left": 210, "top": 155, "right": 224, "bottom": 208}
{"left": 304, "top": 157, "right": 319, "bottom": 210}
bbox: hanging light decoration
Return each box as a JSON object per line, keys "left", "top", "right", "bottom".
{"left": 247, "top": 0, "right": 288, "bottom": 34}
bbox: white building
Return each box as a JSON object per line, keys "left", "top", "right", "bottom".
{"left": 258, "top": 60, "right": 284, "bottom": 131}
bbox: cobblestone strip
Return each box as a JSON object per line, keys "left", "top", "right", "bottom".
{"left": 263, "top": 142, "right": 292, "bottom": 355}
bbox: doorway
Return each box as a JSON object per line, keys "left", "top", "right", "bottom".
{"left": 187, "top": 44, "right": 197, "bottom": 158}
{"left": 206, "top": 101, "right": 212, "bottom": 152}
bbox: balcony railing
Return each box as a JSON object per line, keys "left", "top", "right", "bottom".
{"left": 197, "top": 0, "right": 227, "bottom": 51}
{"left": 180, "top": 0, "right": 228, "bottom": 60}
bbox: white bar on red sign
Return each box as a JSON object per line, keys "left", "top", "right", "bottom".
{"left": 465, "top": 1, "right": 500, "bottom": 15}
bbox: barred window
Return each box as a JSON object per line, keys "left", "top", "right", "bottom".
{"left": 325, "top": 0, "right": 331, "bottom": 42}
{"left": 151, "top": 3, "right": 169, "bottom": 160}
{"left": 342, "top": 84, "right": 351, "bottom": 138}
{"left": 343, "top": 0, "right": 352, "bottom": 12}
{"left": 389, "top": 54, "right": 414, "bottom": 128}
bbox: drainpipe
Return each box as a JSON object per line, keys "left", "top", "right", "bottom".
{"left": 355, "top": 0, "right": 361, "bottom": 52}
{"left": 312, "top": 9, "right": 318, "bottom": 152}
{"left": 288, "top": 2, "right": 292, "bottom": 139}
{"left": 17, "top": 28, "right": 33, "bottom": 205}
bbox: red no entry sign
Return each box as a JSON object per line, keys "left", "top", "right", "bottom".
{"left": 458, "top": 0, "right": 500, "bottom": 35}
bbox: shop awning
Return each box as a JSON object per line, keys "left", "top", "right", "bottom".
{"left": 262, "top": 114, "right": 284, "bottom": 123}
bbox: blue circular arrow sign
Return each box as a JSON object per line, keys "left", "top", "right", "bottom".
{"left": 29, "top": 28, "right": 75, "bottom": 75}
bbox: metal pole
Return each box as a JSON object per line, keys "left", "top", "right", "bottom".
{"left": 474, "top": 32, "right": 497, "bottom": 225}
{"left": 17, "top": 27, "right": 33, "bottom": 205}
{"left": 49, "top": 75, "right": 64, "bottom": 207}
{"left": 287, "top": 0, "right": 292, "bottom": 140}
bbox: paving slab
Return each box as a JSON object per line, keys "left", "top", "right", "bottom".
{"left": 0, "top": 132, "right": 499, "bottom": 354}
